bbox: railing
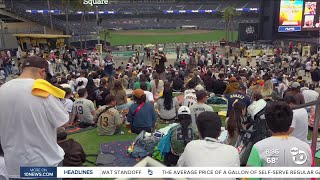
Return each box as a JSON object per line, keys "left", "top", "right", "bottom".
{"left": 4, "top": 0, "right": 69, "bottom": 32}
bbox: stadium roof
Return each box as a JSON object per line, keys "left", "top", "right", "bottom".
{"left": 13, "top": 34, "right": 72, "bottom": 38}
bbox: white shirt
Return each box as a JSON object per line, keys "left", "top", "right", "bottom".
{"left": 178, "top": 138, "right": 240, "bottom": 179}
{"left": 291, "top": 108, "right": 309, "bottom": 143}
{"left": 75, "top": 77, "right": 88, "bottom": 88}
{"left": 0, "top": 79, "right": 68, "bottom": 178}
{"left": 47, "top": 60, "right": 54, "bottom": 76}
{"left": 200, "top": 55, "right": 206, "bottom": 61}
{"left": 302, "top": 89, "right": 319, "bottom": 103}
{"left": 184, "top": 89, "right": 195, "bottom": 96}
{"left": 61, "top": 98, "right": 73, "bottom": 113}
{"left": 306, "top": 61, "right": 311, "bottom": 70}
{"left": 183, "top": 93, "right": 197, "bottom": 108}
{"left": 144, "top": 91, "right": 154, "bottom": 102}
{"left": 0, "top": 70, "right": 5, "bottom": 80}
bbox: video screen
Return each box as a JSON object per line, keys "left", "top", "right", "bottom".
{"left": 302, "top": 1, "right": 320, "bottom": 30}
{"left": 303, "top": 14, "right": 315, "bottom": 27}
{"left": 278, "top": 0, "right": 304, "bottom": 32}
{"left": 304, "top": 1, "right": 317, "bottom": 14}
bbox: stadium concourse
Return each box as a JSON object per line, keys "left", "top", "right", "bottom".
{"left": 0, "top": 43, "right": 319, "bottom": 180}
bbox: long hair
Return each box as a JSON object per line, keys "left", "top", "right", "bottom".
{"left": 261, "top": 80, "right": 273, "bottom": 97}
{"left": 86, "top": 77, "right": 97, "bottom": 92}
{"left": 162, "top": 86, "right": 173, "bottom": 110}
{"left": 227, "top": 100, "right": 246, "bottom": 138}
{"left": 153, "top": 73, "right": 159, "bottom": 89}
{"left": 177, "top": 114, "right": 192, "bottom": 145}
{"left": 112, "top": 79, "right": 123, "bottom": 91}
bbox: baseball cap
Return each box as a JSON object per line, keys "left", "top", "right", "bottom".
{"left": 132, "top": 89, "right": 145, "bottom": 98}
{"left": 229, "top": 77, "right": 237, "bottom": 82}
{"left": 178, "top": 106, "right": 191, "bottom": 115}
{"left": 195, "top": 84, "right": 205, "bottom": 91}
{"left": 291, "top": 82, "right": 300, "bottom": 89}
{"left": 22, "top": 56, "right": 49, "bottom": 73}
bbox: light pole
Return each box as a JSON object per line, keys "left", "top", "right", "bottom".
{"left": 0, "top": 20, "right": 5, "bottom": 49}
{"left": 96, "top": 5, "right": 100, "bottom": 44}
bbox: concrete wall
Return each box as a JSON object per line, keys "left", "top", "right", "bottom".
{"left": 3, "top": 22, "right": 63, "bottom": 34}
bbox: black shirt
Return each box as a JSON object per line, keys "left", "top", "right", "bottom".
{"left": 212, "top": 79, "right": 227, "bottom": 95}
{"left": 93, "top": 87, "right": 110, "bottom": 107}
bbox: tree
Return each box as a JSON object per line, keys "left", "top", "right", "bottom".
{"left": 222, "top": 7, "right": 239, "bottom": 42}
{"left": 100, "top": 29, "right": 111, "bottom": 47}
{"left": 73, "top": 0, "right": 93, "bottom": 50}
{"left": 62, "top": 0, "right": 71, "bottom": 46}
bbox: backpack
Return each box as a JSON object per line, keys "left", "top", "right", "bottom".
{"left": 129, "top": 131, "right": 159, "bottom": 158}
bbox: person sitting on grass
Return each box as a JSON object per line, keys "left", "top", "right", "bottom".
{"left": 247, "top": 101, "right": 313, "bottom": 169}
{"left": 61, "top": 87, "right": 74, "bottom": 119}
{"left": 164, "top": 106, "right": 199, "bottom": 166}
{"left": 156, "top": 86, "right": 179, "bottom": 122}
{"left": 94, "top": 94, "right": 123, "bottom": 136}
{"left": 177, "top": 111, "right": 240, "bottom": 167}
{"left": 127, "top": 89, "right": 157, "bottom": 134}
{"left": 140, "top": 82, "right": 154, "bottom": 104}
{"left": 225, "top": 100, "right": 247, "bottom": 147}
{"left": 57, "top": 127, "right": 86, "bottom": 167}
{"left": 70, "top": 88, "right": 96, "bottom": 127}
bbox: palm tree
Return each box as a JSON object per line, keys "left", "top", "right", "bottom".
{"left": 101, "top": 29, "right": 111, "bottom": 47}
{"left": 222, "top": 7, "right": 239, "bottom": 42}
{"left": 47, "top": 0, "right": 53, "bottom": 29}
{"left": 62, "top": 0, "right": 70, "bottom": 33}
{"left": 74, "top": 0, "right": 93, "bottom": 50}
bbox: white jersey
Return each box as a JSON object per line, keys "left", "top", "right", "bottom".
{"left": 183, "top": 93, "right": 197, "bottom": 108}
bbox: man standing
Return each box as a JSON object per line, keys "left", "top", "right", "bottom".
{"left": 103, "top": 55, "right": 114, "bottom": 78}
{"left": 176, "top": 45, "right": 180, "bottom": 60}
{"left": 283, "top": 96, "right": 308, "bottom": 143}
{"left": 0, "top": 56, "right": 69, "bottom": 178}
{"left": 155, "top": 48, "right": 167, "bottom": 80}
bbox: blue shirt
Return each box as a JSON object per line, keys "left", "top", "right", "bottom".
{"left": 224, "top": 92, "right": 251, "bottom": 117}
{"left": 128, "top": 102, "right": 157, "bottom": 128}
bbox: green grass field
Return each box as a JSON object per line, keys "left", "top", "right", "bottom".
{"left": 70, "top": 104, "right": 320, "bottom": 169}
{"left": 104, "top": 29, "right": 238, "bottom": 46}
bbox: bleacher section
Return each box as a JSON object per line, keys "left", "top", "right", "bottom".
{"left": 4, "top": 0, "right": 260, "bottom": 35}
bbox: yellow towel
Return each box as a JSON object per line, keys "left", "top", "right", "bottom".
{"left": 218, "top": 111, "right": 227, "bottom": 117}
{"left": 32, "top": 79, "right": 66, "bottom": 99}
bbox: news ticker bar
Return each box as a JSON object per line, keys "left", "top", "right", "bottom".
{"left": 20, "top": 167, "right": 320, "bottom": 178}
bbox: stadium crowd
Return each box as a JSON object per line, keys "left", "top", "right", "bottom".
{"left": 0, "top": 44, "right": 318, "bottom": 179}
